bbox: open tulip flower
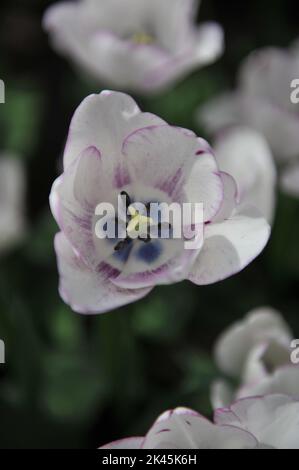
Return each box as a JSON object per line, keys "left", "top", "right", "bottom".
{"left": 43, "top": 0, "right": 224, "bottom": 93}
{"left": 212, "top": 308, "right": 297, "bottom": 409}
{"left": 100, "top": 406, "right": 259, "bottom": 449}
{"left": 198, "top": 40, "right": 299, "bottom": 198}
{"left": 50, "top": 90, "right": 270, "bottom": 314}
{"left": 101, "top": 396, "right": 299, "bottom": 449}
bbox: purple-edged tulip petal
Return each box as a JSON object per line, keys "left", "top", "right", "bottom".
{"left": 214, "top": 128, "right": 277, "bottom": 223}
{"left": 63, "top": 91, "right": 166, "bottom": 170}
{"left": 54, "top": 146, "right": 120, "bottom": 269}
{"left": 43, "top": 0, "right": 223, "bottom": 94}
{"left": 214, "top": 307, "right": 292, "bottom": 378}
{"left": 100, "top": 406, "right": 258, "bottom": 449}
{"left": 142, "top": 407, "right": 257, "bottom": 449}
{"left": 189, "top": 206, "right": 270, "bottom": 286}
{"left": 54, "top": 232, "right": 152, "bottom": 314}
{"left": 100, "top": 437, "right": 143, "bottom": 449}
{"left": 0, "top": 155, "right": 27, "bottom": 255}
{"left": 281, "top": 161, "right": 299, "bottom": 198}
{"left": 215, "top": 394, "right": 299, "bottom": 449}
{"left": 122, "top": 125, "right": 223, "bottom": 220}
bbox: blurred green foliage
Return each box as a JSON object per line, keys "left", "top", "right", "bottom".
{"left": 0, "top": 0, "right": 298, "bottom": 449}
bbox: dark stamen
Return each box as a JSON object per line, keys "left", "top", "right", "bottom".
{"left": 120, "top": 191, "right": 131, "bottom": 210}
{"left": 114, "top": 238, "right": 131, "bottom": 251}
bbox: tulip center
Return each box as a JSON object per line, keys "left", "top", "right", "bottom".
{"left": 131, "top": 32, "right": 154, "bottom": 45}
{"left": 113, "top": 190, "right": 172, "bottom": 254}
{"left": 126, "top": 206, "right": 154, "bottom": 238}
{"left": 114, "top": 191, "right": 154, "bottom": 253}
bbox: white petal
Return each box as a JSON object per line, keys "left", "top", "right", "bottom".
{"left": 111, "top": 240, "right": 201, "bottom": 289}
{"left": 145, "top": 20, "right": 224, "bottom": 91}
{"left": 211, "top": 380, "right": 234, "bottom": 409}
{"left": 237, "top": 366, "right": 299, "bottom": 400}
{"left": 194, "top": 22, "right": 224, "bottom": 65}
{"left": 189, "top": 206, "right": 270, "bottom": 286}
{"left": 143, "top": 407, "right": 257, "bottom": 449}
{"left": 240, "top": 94, "right": 299, "bottom": 161}
{"left": 89, "top": 32, "right": 171, "bottom": 91}
{"left": 239, "top": 47, "right": 297, "bottom": 113}
{"left": 197, "top": 92, "right": 241, "bottom": 134}
{"left": 212, "top": 172, "right": 238, "bottom": 223}
{"left": 54, "top": 232, "right": 152, "bottom": 314}
{"left": 241, "top": 343, "right": 272, "bottom": 385}
{"left": 214, "top": 307, "right": 292, "bottom": 377}
{"left": 199, "top": 44, "right": 299, "bottom": 161}
{"left": 281, "top": 161, "right": 299, "bottom": 198}
{"left": 49, "top": 175, "right": 63, "bottom": 225}
{"left": 149, "top": 0, "right": 198, "bottom": 53}
{"left": 122, "top": 125, "right": 223, "bottom": 221}
{"left": 54, "top": 147, "right": 118, "bottom": 269}
{"left": 241, "top": 339, "right": 292, "bottom": 385}
{"left": 214, "top": 127, "right": 277, "bottom": 223}
{"left": 238, "top": 47, "right": 299, "bottom": 160}
{"left": 215, "top": 394, "right": 299, "bottom": 449}
{"left": 100, "top": 437, "right": 143, "bottom": 449}
{"left": 63, "top": 91, "right": 165, "bottom": 170}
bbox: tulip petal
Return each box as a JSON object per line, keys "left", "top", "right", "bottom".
{"left": 54, "top": 146, "right": 120, "bottom": 269}
{"left": 63, "top": 91, "right": 166, "bottom": 170}
{"left": 240, "top": 47, "right": 299, "bottom": 160}
{"left": 281, "top": 161, "right": 299, "bottom": 198}
{"left": 142, "top": 407, "right": 257, "bottom": 449}
{"left": 214, "top": 307, "right": 292, "bottom": 377}
{"left": 122, "top": 125, "right": 223, "bottom": 221}
{"left": 54, "top": 232, "right": 152, "bottom": 314}
{"left": 111, "top": 238, "right": 202, "bottom": 289}
{"left": 100, "top": 437, "right": 143, "bottom": 449}
{"left": 189, "top": 205, "right": 270, "bottom": 286}
{"left": 237, "top": 366, "right": 299, "bottom": 400}
{"left": 198, "top": 92, "right": 241, "bottom": 134}
{"left": 211, "top": 380, "right": 234, "bottom": 410}
{"left": 215, "top": 394, "right": 299, "bottom": 449}
{"left": 214, "top": 127, "right": 276, "bottom": 223}
{"left": 49, "top": 175, "right": 63, "bottom": 225}
{"left": 212, "top": 172, "right": 238, "bottom": 223}
{"left": 194, "top": 22, "right": 224, "bottom": 66}
{"left": 89, "top": 32, "right": 171, "bottom": 90}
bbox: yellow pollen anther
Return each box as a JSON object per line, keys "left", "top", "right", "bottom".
{"left": 131, "top": 32, "right": 154, "bottom": 45}
{"left": 127, "top": 207, "right": 154, "bottom": 237}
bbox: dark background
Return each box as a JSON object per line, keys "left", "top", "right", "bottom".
{"left": 0, "top": 0, "right": 298, "bottom": 449}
